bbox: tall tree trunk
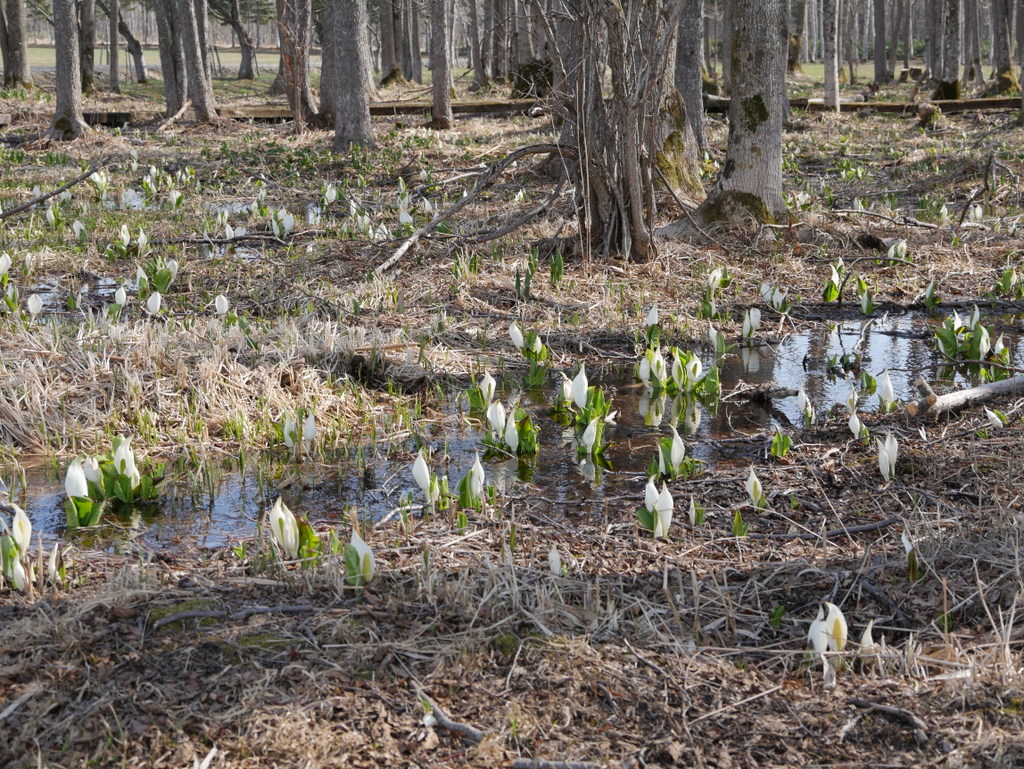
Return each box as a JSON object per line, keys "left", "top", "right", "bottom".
{"left": 411, "top": 0, "right": 423, "bottom": 81}
{"left": 3, "top": 0, "right": 31, "bottom": 87}
{"left": 888, "top": 0, "right": 904, "bottom": 77}
{"left": 962, "top": 0, "right": 982, "bottom": 84}
{"left": 559, "top": 0, "right": 699, "bottom": 259}
{"left": 108, "top": 0, "right": 119, "bottom": 91}
{"left": 721, "top": 0, "right": 732, "bottom": 91}
{"left": 991, "top": 0, "right": 1019, "bottom": 91}
{"left": 379, "top": 0, "right": 398, "bottom": 80}
{"left": 934, "top": 0, "right": 960, "bottom": 98}
{"left": 873, "top": 0, "right": 888, "bottom": 81}
{"left": 223, "top": 0, "right": 258, "bottom": 78}
{"left": 676, "top": 0, "right": 707, "bottom": 152}
{"left": 0, "top": 8, "right": 11, "bottom": 82}
{"left": 823, "top": 0, "right": 839, "bottom": 108}
{"left": 491, "top": 0, "right": 507, "bottom": 80}
{"left": 429, "top": 0, "right": 453, "bottom": 128}
{"left": 47, "top": 0, "right": 89, "bottom": 139}
{"left": 276, "top": 0, "right": 318, "bottom": 128}
{"left": 331, "top": 0, "right": 374, "bottom": 150}
{"left": 677, "top": 0, "right": 786, "bottom": 229}
{"left": 319, "top": 0, "right": 336, "bottom": 121}
{"left": 467, "top": 0, "right": 488, "bottom": 89}
{"left": 97, "top": 0, "right": 149, "bottom": 82}
{"left": 904, "top": 0, "right": 912, "bottom": 69}
{"left": 195, "top": 0, "right": 211, "bottom": 79}
{"left": 155, "top": 0, "right": 186, "bottom": 112}
{"left": 179, "top": 0, "right": 218, "bottom": 120}
{"left": 79, "top": 0, "right": 96, "bottom": 92}
{"left": 789, "top": 0, "right": 806, "bottom": 72}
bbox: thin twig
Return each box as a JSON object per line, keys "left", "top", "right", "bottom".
{"left": 511, "top": 760, "right": 607, "bottom": 769}
{"left": 747, "top": 516, "right": 901, "bottom": 541}
{"left": 0, "top": 157, "right": 113, "bottom": 220}
{"left": 375, "top": 143, "right": 578, "bottom": 275}
{"left": 849, "top": 697, "right": 928, "bottom": 736}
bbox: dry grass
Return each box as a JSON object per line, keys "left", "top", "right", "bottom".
{"left": 1, "top": 83, "right": 1023, "bottom": 767}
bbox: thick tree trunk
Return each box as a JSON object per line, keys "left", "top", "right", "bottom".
{"left": 0, "top": 6, "right": 11, "bottom": 81}
{"left": 47, "top": 0, "right": 89, "bottom": 139}
{"left": 873, "top": 0, "right": 888, "bottom": 82}
{"left": 410, "top": 0, "right": 422, "bottom": 81}
{"left": 888, "top": 0, "right": 904, "bottom": 78}
{"left": 276, "top": 0, "right": 318, "bottom": 129}
{"left": 194, "top": 0, "right": 211, "bottom": 80}
{"left": 823, "top": 0, "right": 839, "bottom": 109}
{"left": 490, "top": 0, "right": 507, "bottom": 80}
{"left": 684, "top": 0, "right": 786, "bottom": 227}
{"left": 228, "top": 0, "right": 258, "bottom": 78}
{"left": 934, "top": 0, "right": 961, "bottom": 98}
{"left": 108, "top": 0, "right": 119, "bottom": 92}
{"left": 79, "top": 0, "right": 96, "bottom": 92}
{"left": 3, "top": 0, "right": 31, "bottom": 87}
{"left": 789, "top": 0, "right": 806, "bottom": 73}
{"left": 320, "top": 0, "right": 336, "bottom": 122}
{"left": 179, "top": 0, "right": 218, "bottom": 120}
{"left": 331, "top": 0, "right": 374, "bottom": 150}
{"left": 154, "top": 0, "right": 187, "bottom": 112}
{"left": 379, "top": 0, "right": 398, "bottom": 79}
{"left": 990, "top": 0, "right": 1019, "bottom": 92}
{"left": 429, "top": 0, "right": 453, "bottom": 128}
{"left": 558, "top": 0, "right": 700, "bottom": 259}
{"left": 676, "top": 0, "right": 707, "bottom": 152}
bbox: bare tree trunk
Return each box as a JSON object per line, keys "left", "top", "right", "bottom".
{"left": 468, "top": 0, "right": 488, "bottom": 89}
{"left": 211, "top": 0, "right": 259, "bottom": 78}
{"left": 491, "top": 0, "right": 507, "bottom": 80}
{"left": 991, "top": 0, "right": 1019, "bottom": 92}
{"left": 276, "top": 0, "right": 318, "bottom": 128}
{"left": 888, "top": 0, "right": 903, "bottom": 77}
{"left": 682, "top": 0, "right": 786, "bottom": 227}
{"left": 379, "top": 0, "right": 398, "bottom": 80}
{"left": 0, "top": 8, "right": 10, "bottom": 81}
{"left": 962, "top": 0, "right": 982, "bottom": 85}
{"left": 429, "top": 0, "right": 453, "bottom": 128}
{"left": 904, "top": 0, "right": 912, "bottom": 69}
{"left": 108, "top": 0, "right": 119, "bottom": 91}
{"left": 195, "top": 0, "right": 211, "bottom": 79}
{"left": 3, "top": 0, "right": 31, "bottom": 87}
{"left": 934, "top": 0, "right": 961, "bottom": 98}
{"left": 320, "top": 0, "right": 336, "bottom": 121}
{"left": 789, "top": 0, "right": 806, "bottom": 72}
{"left": 332, "top": 0, "right": 374, "bottom": 150}
{"left": 48, "top": 0, "right": 89, "bottom": 139}
{"left": 823, "top": 0, "right": 839, "bottom": 108}
{"left": 411, "top": 0, "right": 423, "bottom": 82}
{"left": 79, "top": 0, "right": 96, "bottom": 92}
{"left": 179, "top": 0, "right": 218, "bottom": 120}
{"left": 873, "top": 0, "right": 888, "bottom": 81}
{"left": 721, "top": 0, "right": 732, "bottom": 91}
{"left": 676, "top": 0, "right": 707, "bottom": 152}
{"left": 154, "top": 0, "right": 186, "bottom": 112}
{"left": 97, "top": 0, "right": 149, "bottom": 82}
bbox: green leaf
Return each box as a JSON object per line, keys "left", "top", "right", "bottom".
{"left": 636, "top": 506, "right": 656, "bottom": 533}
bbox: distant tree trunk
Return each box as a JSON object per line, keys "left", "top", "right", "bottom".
{"left": 97, "top": 0, "right": 149, "bottom": 82}
{"left": 721, "top": 0, "right": 732, "bottom": 92}
{"left": 468, "top": 0, "right": 488, "bottom": 89}
{"left": 269, "top": 55, "right": 286, "bottom": 94}
{"left": 211, "top": 0, "right": 259, "bottom": 78}
{"left": 410, "top": 0, "right": 422, "bottom": 81}
{"left": 991, "top": 0, "right": 1019, "bottom": 92}
{"left": 79, "top": 0, "right": 96, "bottom": 92}
{"left": 0, "top": 8, "right": 10, "bottom": 80}
{"left": 379, "top": 0, "right": 398, "bottom": 79}
{"left": 154, "top": 0, "right": 186, "bottom": 112}
{"left": 47, "top": 0, "right": 89, "bottom": 139}
{"left": 482, "top": 0, "right": 495, "bottom": 80}
{"left": 676, "top": 0, "right": 707, "bottom": 152}
{"left": 823, "top": 0, "right": 839, "bottom": 109}
{"left": 276, "top": 0, "right": 318, "bottom": 128}
{"left": 490, "top": 0, "right": 507, "bottom": 80}
{"left": 888, "top": 0, "right": 904, "bottom": 77}
{"left": 331, "top": 0, "right": 374, "bottom": 149}
{"left": 108, "top": 0, "right": 119, "bottom": 92}
{"left": 429, "top": 0, "right": 453, "bottom": 128}
{"left": 934, "top": 0, "right": 961, "bottom": 98}
{"left": 873, "top": 0, "right": 888, "bottom": 82}
{"left": 689, "top": 0, "right": 785, "bottom": 225}
{"left": 320, "top": 0, "right": 336, "bottom": 121}
{"left": 195, "top": 0, "right": 211, "bottom": 79}
{"left": 179, "top": 0, "right": 218, "bottom": 120}
{"left": 904, "top": 0, "right": 912, "bottom": 70}
{"left": 962, "top": 0, "right": 982, "bottom": 85}
{"left": 789, "top": 0, "right": 806, "bottom": 72}
{"left": 3, "top": 0, "right": 31, "bottom": 87}
{"left": 560, "top": 0, "right": 700, "bottom": 259}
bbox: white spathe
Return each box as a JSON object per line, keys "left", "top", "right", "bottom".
{"left": 653, "top": 485, "right": 673, "bottom": 538}
{"left": 65, "top": 459, "right": 89, "bottom": 499}
{"left": 349, "top": 528, "right": 376, "bottom": 583}
{"left": 269, "top": 497, "right": 300, "bottom": 560}
{"left": 571, "top": 365, "right": 588, "bottom": 410}
{"left": 11, "top": 504, "right": 32, "bottom": 554}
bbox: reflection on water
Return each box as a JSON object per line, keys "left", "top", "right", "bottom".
{"left": 6, "top": 312, "right": 1022, "bottom": 551}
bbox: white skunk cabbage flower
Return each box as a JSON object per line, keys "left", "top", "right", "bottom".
{"left": 653, "top": 485, "right": 673, "bottom": 539}
{"left": 11, "top": 557, "right": 28, "bottom": 591}
{"left": 47, "top": 542, "right": 62, "bottom": 584}
{"left": 646, "top": 305, "right": 658, "bottom": 326}
{"left": 509, "top": 322, "right": 525, "bottom": 350}
{"left": 114, "top": 285, "right": 127, "bottom": 306}
{"left": 742, "top": 307, "right": 761, "bottom": 338}
{"left": 848, "top": 413, "right": 863, "bottom": 440}
{"left": 479, "top": 372, "right": 496, "bottom": 406}
{"left": 486, "top": 401, "right": 506, "bottom": 436}
{"left": 412, "top": 449, "right": 433, "bottom": 500}
{"left": 877, "top": 370, "right": 895, "bottom": 411}
{"left": 808, "top": 601, "right": 848, "bottom": 653}
{"left": 83, "top": 457, "right": 102, "bottom": 485}
{"left": 301, "top": 410, "right": 316, "bottom": 449}
{"left": 113, "top": 437, "right": 141, "bottom": 489}
{"left": 65, "top": 459, "right": 89, "bottom": 499}
{"left": 504, "top": 411, "right": 519, "bottom": 454}
{"left": 27, "top": 294, "right": 43, "bottom": 318}
{"left": 983, "top": 407, "right": 1003, "bottom": 430}
{"left": 581, "top": 417, "right": 599, "bottom": 454}
{"left": 11, "top": 504, "right": 32, "bottom": 554}
{"left": 858, "top": 619, "right": 879, "bottom": 656}
{"left": 571, "top": 365, "right": 589, "bottom": 409}
{"left": 214, "top": 294, "right": 230, "bottom": 316}
{"left": 877, "top": 433, "right": 898, "bottom": 481}
{"left": 644, "top": 477, "right": 659, "bottom": 513}
{"left": 269, "top": 497, "right": 300, "bottom": 560}
{"left": 548, "top": 545, "right": 562, "bottom": 576}
{"left": 146, "top": 291, "right": 162, "bottom": 314}
{"left": 745, "top": 467, "right": 765, "bottom": 508}
{"left": 469, "top": 454, "right": 485, "bottom": 499}
{"left": 348, "top": 528, "right": 376, "bottom": 583}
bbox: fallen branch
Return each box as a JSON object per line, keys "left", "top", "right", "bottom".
{"left": 906, "top": 375, "right": 1024, "bottom": 417}
{"left": 156, "top": 99, "right": 192, "bottom": 132}
{"left": 748, "top": 516, "right": 901, "bottom": 541}
{"left": 849, "top": 697, "right": 928, "bottom": 738}
{"left": 375, "top": 143, "right": 578, "bottom": 275}
{"left": 0, "top": 157, "right": 113, "bottom": 220}
{"left": 417, "top": 690, "right": 485, "bottom": 744}
{"left": 511, "top": 760, "right": 607, "bottom": 769}
{"left": 151, "top": 609, "right": 227, "bottom": 629}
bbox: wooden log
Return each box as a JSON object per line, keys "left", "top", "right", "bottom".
{"left": 906, "top": 375, "right": 1024, "bottom": 417}
{"left": 704, "top": 95, "right": 1021, "bottom": 115}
